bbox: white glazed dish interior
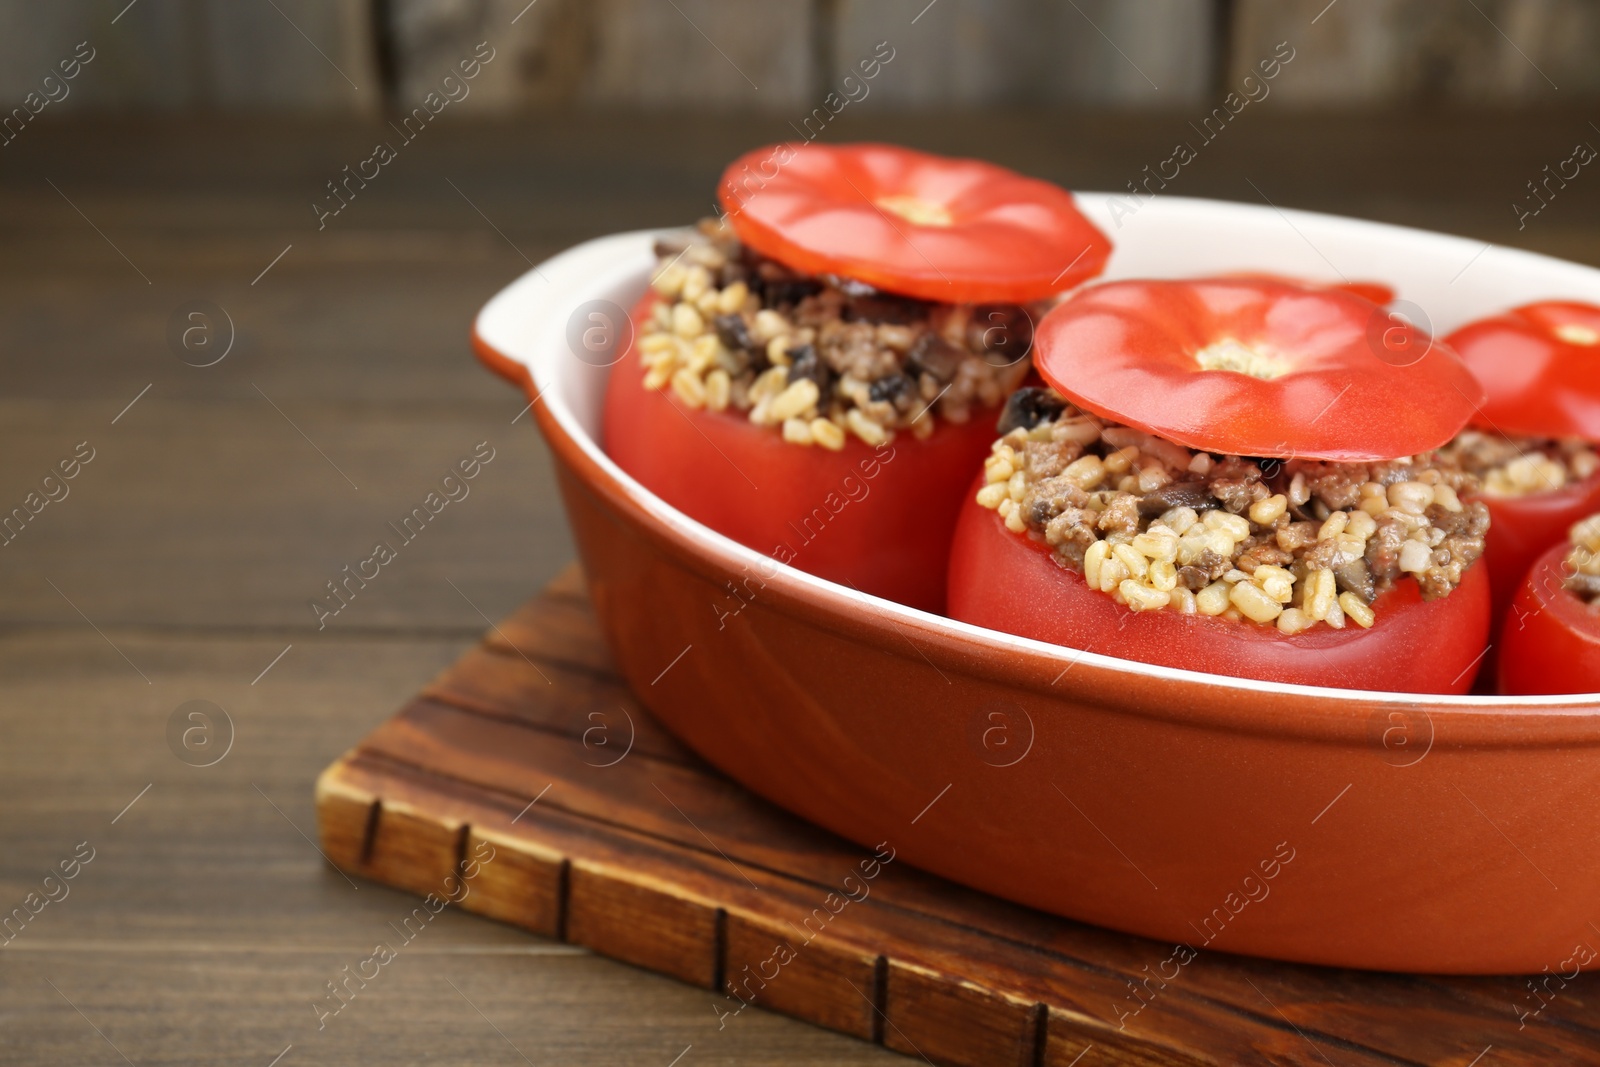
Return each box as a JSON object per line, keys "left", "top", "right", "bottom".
{"left": 475, "top": 193, "right": 1600, "bottom": 709}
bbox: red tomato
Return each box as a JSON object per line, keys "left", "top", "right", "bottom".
{"left": 1223, "top": 272, "right": 1395, "bottom": 306}
{"left": 718, "top": 143, "right": 1110, "bottom": 305}
{"left": 948, "top": 489, "right": 1492, "bottom": 693}
{"left": 1033, "top": 278, "right": 1484, "bottom": 461}
{"left": 1446, "top": 301, "right": 1600, "bottom": 440}
{"left": 1498, "top": 541, "right": 1600, "bottom": 695}
{"left": 603, "top": 301, "right": 1000, "bottom": 612}
{"left": 1337, "top": 281, "right": 1397, "bottom": 306}
{"left": 1479, "top": 473, "right": 1600, "bottom": 632}
{"left": 1444, "top": 302, "right": 1600, "bottom": 655}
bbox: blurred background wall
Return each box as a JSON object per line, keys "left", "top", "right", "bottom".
{"left": 3, "top": 0, "right": 1598, "bottom": 115}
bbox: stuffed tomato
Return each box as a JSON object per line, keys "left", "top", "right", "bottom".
{"left": 1437, "top": 302, "right": 1600, "bottom": 626}
{"left": 1498, "top": 513, "right": 1600, "bottom": 695}
{"left": 947, "top": 277, "right": 1493, "bottom": 693}
{"left": 603, "top": 143, "right": 1110, "bottom": 611}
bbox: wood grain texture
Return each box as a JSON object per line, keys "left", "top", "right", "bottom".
{"left": 0, "top": 0, "right": 379, "bottom": 112}
{"left": 387, "top": 0, "right": 587, "bottom": 110}
{"left": 8, "top": 112, "right": 1600, "bottom": 271}
{"left": 0, "top": 629, "right": 898, "bottom": 1066}
{"left": 389, "top": 0, "right": 813, "bottom": 110}
{"left": 1230, "top": 0, "right": 1600, "bottom": 105}
{"left": 388, "top": 0, "right": 1212, "bottom": 111}
{"left": 318, "top": 568, "right": 1600, "bottom": 1066}
{"left": 7, "top": 112, "right": 1600, "bottom": 1065}
{"left": 13, "top": 0, "right": 1600, "bottom": 113}
{"left": 832, "top": 0, "right": 1213, "bottom": 108}
{"left": 200, "top": 0, "right": 379, "bottom": 110}
{"left": 0, "top": 0, "right": 190, "bottom": 110}
{"left": 582, "top": 0, "right": 813, "bottom": 108}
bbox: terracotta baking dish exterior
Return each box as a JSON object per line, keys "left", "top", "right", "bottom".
{"left": 474, "top": 196, "right": 1600, "bottom": 975}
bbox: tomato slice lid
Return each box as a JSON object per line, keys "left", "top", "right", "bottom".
{"left": 1445, "top": 300, "right": 1600, "bottom": 441}
{"left": 1222, "top": 272, "right": 1395, "bottom": 307}
{"left": 718, "top": 142, "right": 1111, "bottom": 305}
{"left": 1033, "top": 277, "right": 1485, "bottom": 461}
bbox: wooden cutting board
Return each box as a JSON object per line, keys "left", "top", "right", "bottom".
{"left": 315, "top": 567, "right": 1600, "bottom": 1066}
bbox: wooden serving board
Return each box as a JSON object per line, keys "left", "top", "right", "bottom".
{"left": 316, "top": 567, "right": 1600, "bottom": 1066}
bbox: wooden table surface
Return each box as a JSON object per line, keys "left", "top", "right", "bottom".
{"left": 2, "top": 111, "right": 1598, "bottom": 1066}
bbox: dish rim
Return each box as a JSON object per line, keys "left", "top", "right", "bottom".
{"left": 472, "top": 192, "right": 1600, "bottom": 741}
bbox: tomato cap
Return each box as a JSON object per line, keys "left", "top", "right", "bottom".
{"left": 1446, "top": 300, "right": 1600, "bottom": 442}
{"left": 1033, "top": 277, "right": 1485, "bottom": 461}
{"left": 718, "top": 142, "right": 1111, "bottom": 305}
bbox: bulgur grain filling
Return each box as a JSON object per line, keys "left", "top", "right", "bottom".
{"left": 1565, "top": 514, "right": 1600, "bottom": 610}
{"left": 1437, "top": 430, "right": 1600, "bottom": 497}
{"left": 639, "top": 218, "right": 1035, "bottom": 450}
{"left": 977, "top": 388, "right": 1490, "bottom": 633}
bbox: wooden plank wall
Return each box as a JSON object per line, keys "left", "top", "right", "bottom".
{"left": 0, "top": 0, "right": 378, "bottom": 111}
{"left": 377, "top": 0, "right": 1219, "bottom": 110}
{"left": 1230, "top": 0, "right": 1600, "bottom": 105}
{"left": 0, "top": 0, "right": 1592, "bottom": 112}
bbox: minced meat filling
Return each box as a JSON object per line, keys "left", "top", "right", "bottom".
{"left": 977, "top": 388, "right": 1490, "bottom": 633}
{"left": 1438, "top": 430, "right": 1599, "bottom": 497}
{"left": 1565, "top": 515, "right": 1600, "bottom": 610}
{"left": 638, "top": 218, "right": 1034, "bottom": 450}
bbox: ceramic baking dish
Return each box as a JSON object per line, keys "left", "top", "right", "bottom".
{"left": 474, "top": 194, "right": 1600, "bottom": 974}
